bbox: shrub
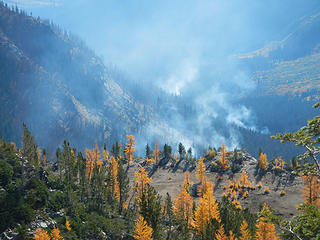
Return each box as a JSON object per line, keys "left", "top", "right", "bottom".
{"left": 242, "top": 191, "right": 249, "bottom": 199}
{"left": 264, "top": 187, "right": 270, "bottom": 194}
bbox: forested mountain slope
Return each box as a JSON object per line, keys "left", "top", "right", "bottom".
{"left": 0, "top": 2, "right": 150, "bottom": 152}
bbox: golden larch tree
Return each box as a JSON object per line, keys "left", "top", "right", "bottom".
{"left": 10, "top": 142, "right": 17, "bottom": 151}
{"left": 193, "top": 178, "right": 220, "bottom": 235}
{"left": 255, "top": 204, "right": 279, "bottom": 240}
{"left": 124, "top": 134, "right": 135, "bottom": 164}
{"left": 228, "top": 230, "right": 237, "bottom": 240}
{"left": 274, "top": 157, "right": 285, "bottom": 170}
{"left": 240, "top": 220, "right": 251, "bottom": 240}
{"left": 65, "top": 219, "right": 71, "bottom": 231}
{"left": 153, "top": 140, "right": 160, "bottom": 164}
{"left": 192, "top": 196, "right": 209, "bottom": 235}
{"left": 34, "top": 228, "right": 50, "bottom": 240}
{"left": 215, "top": 224, "right": 227, "bottom": 240}
{"left": 110, "top": 156, "right": 120, "bottom": 202}
{"left": 182, "top": 171, "right": 193, "bottom": 192}
{"left": 135, "top": 166, "right": 152, "bottom": 202}
{"left": 219, "top": 142, "right": 230, "bottom": 170}
{"left": 37, "top": 147, "right": 42, "bottom": 166}
{"left": 196, "top": 158, "right": 206, "bottom": 183}
{"left": 85, "top": 144, "right": 102, "bottom": 179}
{"left": 301, "top": 175, "right": 320, "bottom": 206}
{"left": 258, "top": 153, "right": 268, "bottom": 170}
{"left": 197, "top": 176, "right": 211, "bottom": 196}
{"left": 173, "top": 186, "right": 194, "bottom": 227}
{"left": 205, "top": 184, "right": 220, "bottom": 222}
{"left": 174, "top": 152, "right": 178, "bottom": 162}
{"left": 240, "top": 170, "right": 249, "bottom": 187}
{"left": 51, "top": 226, "right": 64, "bottom": 240}
{"left": 103, "top": 148, "right": 110, "bottom": 162}
{"left": 42, "top": 151, "right": 47, "bottom": 165}
{"left": 133, "top": 215, "right": 153, "bottom": 240}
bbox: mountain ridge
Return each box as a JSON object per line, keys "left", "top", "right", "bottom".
{"left": 0, "top": 2, "right": 152, "bottom": 153}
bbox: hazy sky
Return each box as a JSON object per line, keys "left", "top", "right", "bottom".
{"left": 6, "top": 0, "right": 320, "bottom": 87}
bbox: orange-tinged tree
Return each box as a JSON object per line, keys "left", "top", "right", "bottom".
{"left": 242, "top": 191, "right": 248, "bottom": 199}
{"left": 196, "top": 158, "right": 206, "bottom": 183}
{"left": 274, "top": 157, "right": 285, "bottom": 170}
{"left": 182, "top": 171, "right": 193, "bottom": 192}
{"left": 124, "top": 134, "right": 135, "bottom": 164}
{"left": 255, "top": 204, "right": 279, "bottom": 240}
{"left": 219, "top": 142, "right": 230, "bottom": 170}
{"left": 258, "top": 153, "right": 268, "bottom": 171}
{"left": 146, "top": 157, "right": 155, "bottom": 164}
{"left": 206, "top": 191, "right": 220, "bottom": 222}
{"left": 301, "top": 175, "right": 320, "bottom": 206}
{"left": 133, "top": 215, "right": 153, "bottom": 240}
{"left": 65, "top": 219, "right": 71, "bottom": 231}
{"left": 10, "top": 142, "right": 17, "bottom": 151}
{"left": 173, "top": 187, "right": 194, "bottom": 227}
{"left": 154, "top": 141, "right": 160, "bottom": 164}
{"left": 215, "top": 224, "right": 227, "bottom": 240}
{"left": 103, "top": 148, "right": 110, "bottom": 162}
{"left": 51, "top": 226, "right": 64, "bottom": 240}
{"left": 240, "top": 220, "right": 251, "bottom": 240}
{"left": 240, "top": 170, "right": 249, "bottom": 187}
{"left": 34, "top": 228, "right": 50, "bottom": 240}
{"left": 228, "top": 230, "right": 237, "bottom": 240}
{"left": 192, "top": 196, "right": 209, "bottom": 235}
{"left": 174, "top": 152, "right": 178, "bottom": 162}
{"left": 198, "top": 176, "right": 214, "bottom": 196}
{"left": 135, "top": 166, "right": 152, "bottom": 201}
{"left": 85, "top": 144, "right": 102, "bottom": 179}
{"left": 110, "top": 156, "right": 120, "bottom": 201}
{"left": 193, "top": 179, "right": 220, "bottom": 235}
{"left": 37, "top": 147, "right": 42, "bottom": 166}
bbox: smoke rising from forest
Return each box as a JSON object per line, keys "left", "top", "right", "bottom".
{"left": 5, "top": 0, "right": 320, "bottom": 152}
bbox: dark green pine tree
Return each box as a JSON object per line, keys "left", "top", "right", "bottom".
{"left": 164, "top": 192, "right": 174, "bottom": 239}
{"left": 90, "top": 165, "right": 106, "bottom": 213}
{"left": 163, "top": 144, "right": 172, "bottom": 159}
{"left": 187, "top": 147, "right": 192, "bottom": 161}
{"left": 117, "top": 158, "right": 129, "bottom": 213}
{"left": 145, "top": 144, "right": 152, "bottom": 159}
{"left": 21, "top": 123, "right": 38, "bottom": 166}
{"left": 111, "top": 142, "right": 122, "bottom": 160}
{"left": 56, "top": 147, "right": 62, "bottom": 183}
{"left": 139, "top": 184, "right": 162, "bottom": 239}
{"left": 77, "top": 152, "right": 87, "bottom": 202}
{"left": 164, "top": 192, "right": 174, "bottom": 224}
{"left": 178, "top": 143, "right": 186, "bottom": 160}
{"left": 61, "top": 141, "right": 75, "bottom": 205}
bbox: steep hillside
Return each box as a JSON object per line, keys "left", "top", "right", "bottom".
{"left": 238, "top": 9, "right": 320, "bottom": 97}
{"left": 0, "top": 3, "right": 151, "bottom": 152}
{"left": 253, "top": 53, "right": 320, "bottom": 97}
{"left": 128, "top": 150, "right": 304, "bottom": 219}
{"left": 238, "top": 9, "right": 320, "bottom": 64}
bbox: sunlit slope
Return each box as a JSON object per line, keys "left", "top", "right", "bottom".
{"left": 254, "top": 53, "right": 320, "bottom": 97}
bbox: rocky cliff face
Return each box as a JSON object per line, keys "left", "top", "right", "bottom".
{"left": 0, "top": 3, "right": 151, "bottom": 151}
